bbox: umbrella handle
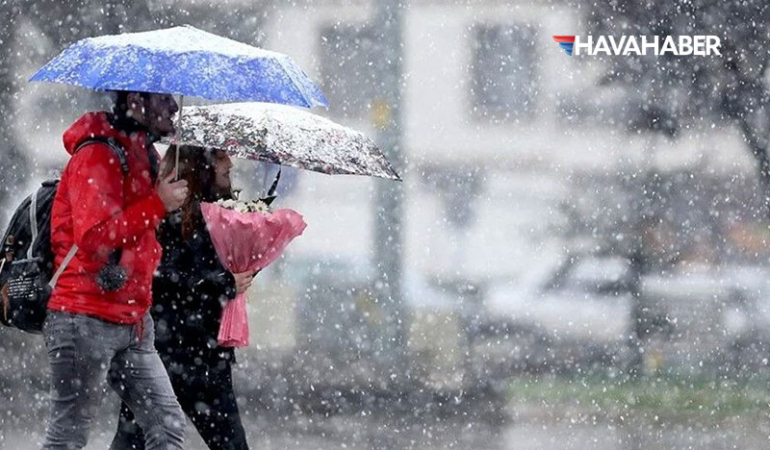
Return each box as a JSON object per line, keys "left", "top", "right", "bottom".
{"left": 259, "top": 167, "right": 281, "bottom": 206}
{"left": 174, "top": 95, "right": 185, "bottom": 181}
{"left": 267, "top": 167, "right": 281, "bottom": 197}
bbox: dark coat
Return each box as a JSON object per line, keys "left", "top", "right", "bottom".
{"left": 112, "top": 209, "right": 249, "bottom": 450}
{"left": 151, "top": 210, "right": 236, "bottom": 362}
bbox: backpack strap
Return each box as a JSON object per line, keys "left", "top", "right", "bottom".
{"left": 76, "top": 137, "right": 129, "bottom": 176}
{"left": 48, "top": 245, "right": 78, "bottom": 289}
{"left": 27, "top": 189, "right": 39, "bottom": 260}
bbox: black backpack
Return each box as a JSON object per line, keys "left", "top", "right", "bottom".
{"left": 0, "top": 138, "right": 130, "bottom": 333}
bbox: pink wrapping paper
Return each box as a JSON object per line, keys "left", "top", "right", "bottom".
{"left": 201, "top": 202, "right": 306, "bottom": 347}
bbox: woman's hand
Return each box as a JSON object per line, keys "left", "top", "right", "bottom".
{"left": 233, "top": 271, "right": 254, "bottom": 295}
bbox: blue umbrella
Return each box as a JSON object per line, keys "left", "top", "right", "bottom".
{"left": 29, "top": 25, "right": 328, "bottom": 108}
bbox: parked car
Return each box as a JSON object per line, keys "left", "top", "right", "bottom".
{"left": 483, "top": 253, "right": 636, "bottom": 374}
{"left": 641, "top": 266, "right": 770, "bottom": 375}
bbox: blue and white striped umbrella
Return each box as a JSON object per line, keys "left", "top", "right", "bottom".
{"left": 30, "top": 25, "right": 328, "bottom": 108}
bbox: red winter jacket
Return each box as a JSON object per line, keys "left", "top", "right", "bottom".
{"left": 48, "top": 112, "right": 167, "bottom": 324}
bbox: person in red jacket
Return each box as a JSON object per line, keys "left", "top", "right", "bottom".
{"left": 42, "top": 91, "right": 189, "bottom": 450}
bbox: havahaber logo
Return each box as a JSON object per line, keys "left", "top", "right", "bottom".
{"left": 552, "top": 35, "right": 721, "bottom": 56}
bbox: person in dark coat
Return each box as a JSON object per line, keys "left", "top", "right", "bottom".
{"left": 110, "top": 145, "right": 254, "bottom": 450}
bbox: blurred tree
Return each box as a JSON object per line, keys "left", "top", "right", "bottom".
{"left": 585, "top": 0, "right": 770, "bottom": 216}
{"left": 562, "top": 166, "right": 754, "bottom": 375}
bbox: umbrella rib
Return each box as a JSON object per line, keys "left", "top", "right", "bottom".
{"left": 274, "top": 56, "right": 316, "bottom": 109}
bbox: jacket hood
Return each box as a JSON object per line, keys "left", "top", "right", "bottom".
{"left": 63, "top": 112, "right": 124, "bottom": 156}
{"left": 63, "top": 111, "right": 151, "bottom": 156}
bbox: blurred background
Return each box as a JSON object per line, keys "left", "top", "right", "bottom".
{"left": 3, "top": 0, "right": 770, "bottom": 449}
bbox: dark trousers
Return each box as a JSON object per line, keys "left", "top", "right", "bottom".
{"left": 110, "top": 350, "right": 249, "bottom": 450}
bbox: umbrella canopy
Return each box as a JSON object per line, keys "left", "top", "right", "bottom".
{"left": 164, "top": 102, "right": 401, "bottom": 181}
{"left": 29, "top": 25, "right": 327, "bottom": 108}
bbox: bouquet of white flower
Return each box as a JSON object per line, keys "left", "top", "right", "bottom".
{"left": 213, "top": 198, "right": 270, "bottom": 214}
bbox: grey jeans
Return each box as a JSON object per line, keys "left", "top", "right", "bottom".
{"left": 41, "top": 311, "right": 186, "bottom": 450}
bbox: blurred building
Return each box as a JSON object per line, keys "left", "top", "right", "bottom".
{"left": 246, "top": 0, "right": 764, "bottom": 381}
{"left": 261, "top": 0, "right": 754, "bottom": 283}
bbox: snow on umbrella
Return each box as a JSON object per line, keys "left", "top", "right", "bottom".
{"left": 165, "top": 102, "right": 401, "bottom": 181}
{"left": 29, "top": 25, "right": 327, "bottom": 108}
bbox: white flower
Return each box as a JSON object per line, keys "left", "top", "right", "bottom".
{"left": 215, "top": 198, "right": 271, "bottom": 214}
{"left": 255, "top": 201, "right": 269, "bottom": 213}
{"left": 236, "top": 203, "right": 250, "bottom": 213}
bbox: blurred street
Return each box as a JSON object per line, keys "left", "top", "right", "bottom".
{"left": 5, "top": 380, "right": 770, "bottom": 450}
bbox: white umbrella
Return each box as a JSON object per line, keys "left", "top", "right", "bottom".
{"left": 164, "top": 102, "right": 401, "bottom": 181}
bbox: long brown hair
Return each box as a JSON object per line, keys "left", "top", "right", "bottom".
{"left": 161, "top": 145, "right": 233, "bottom": 240}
